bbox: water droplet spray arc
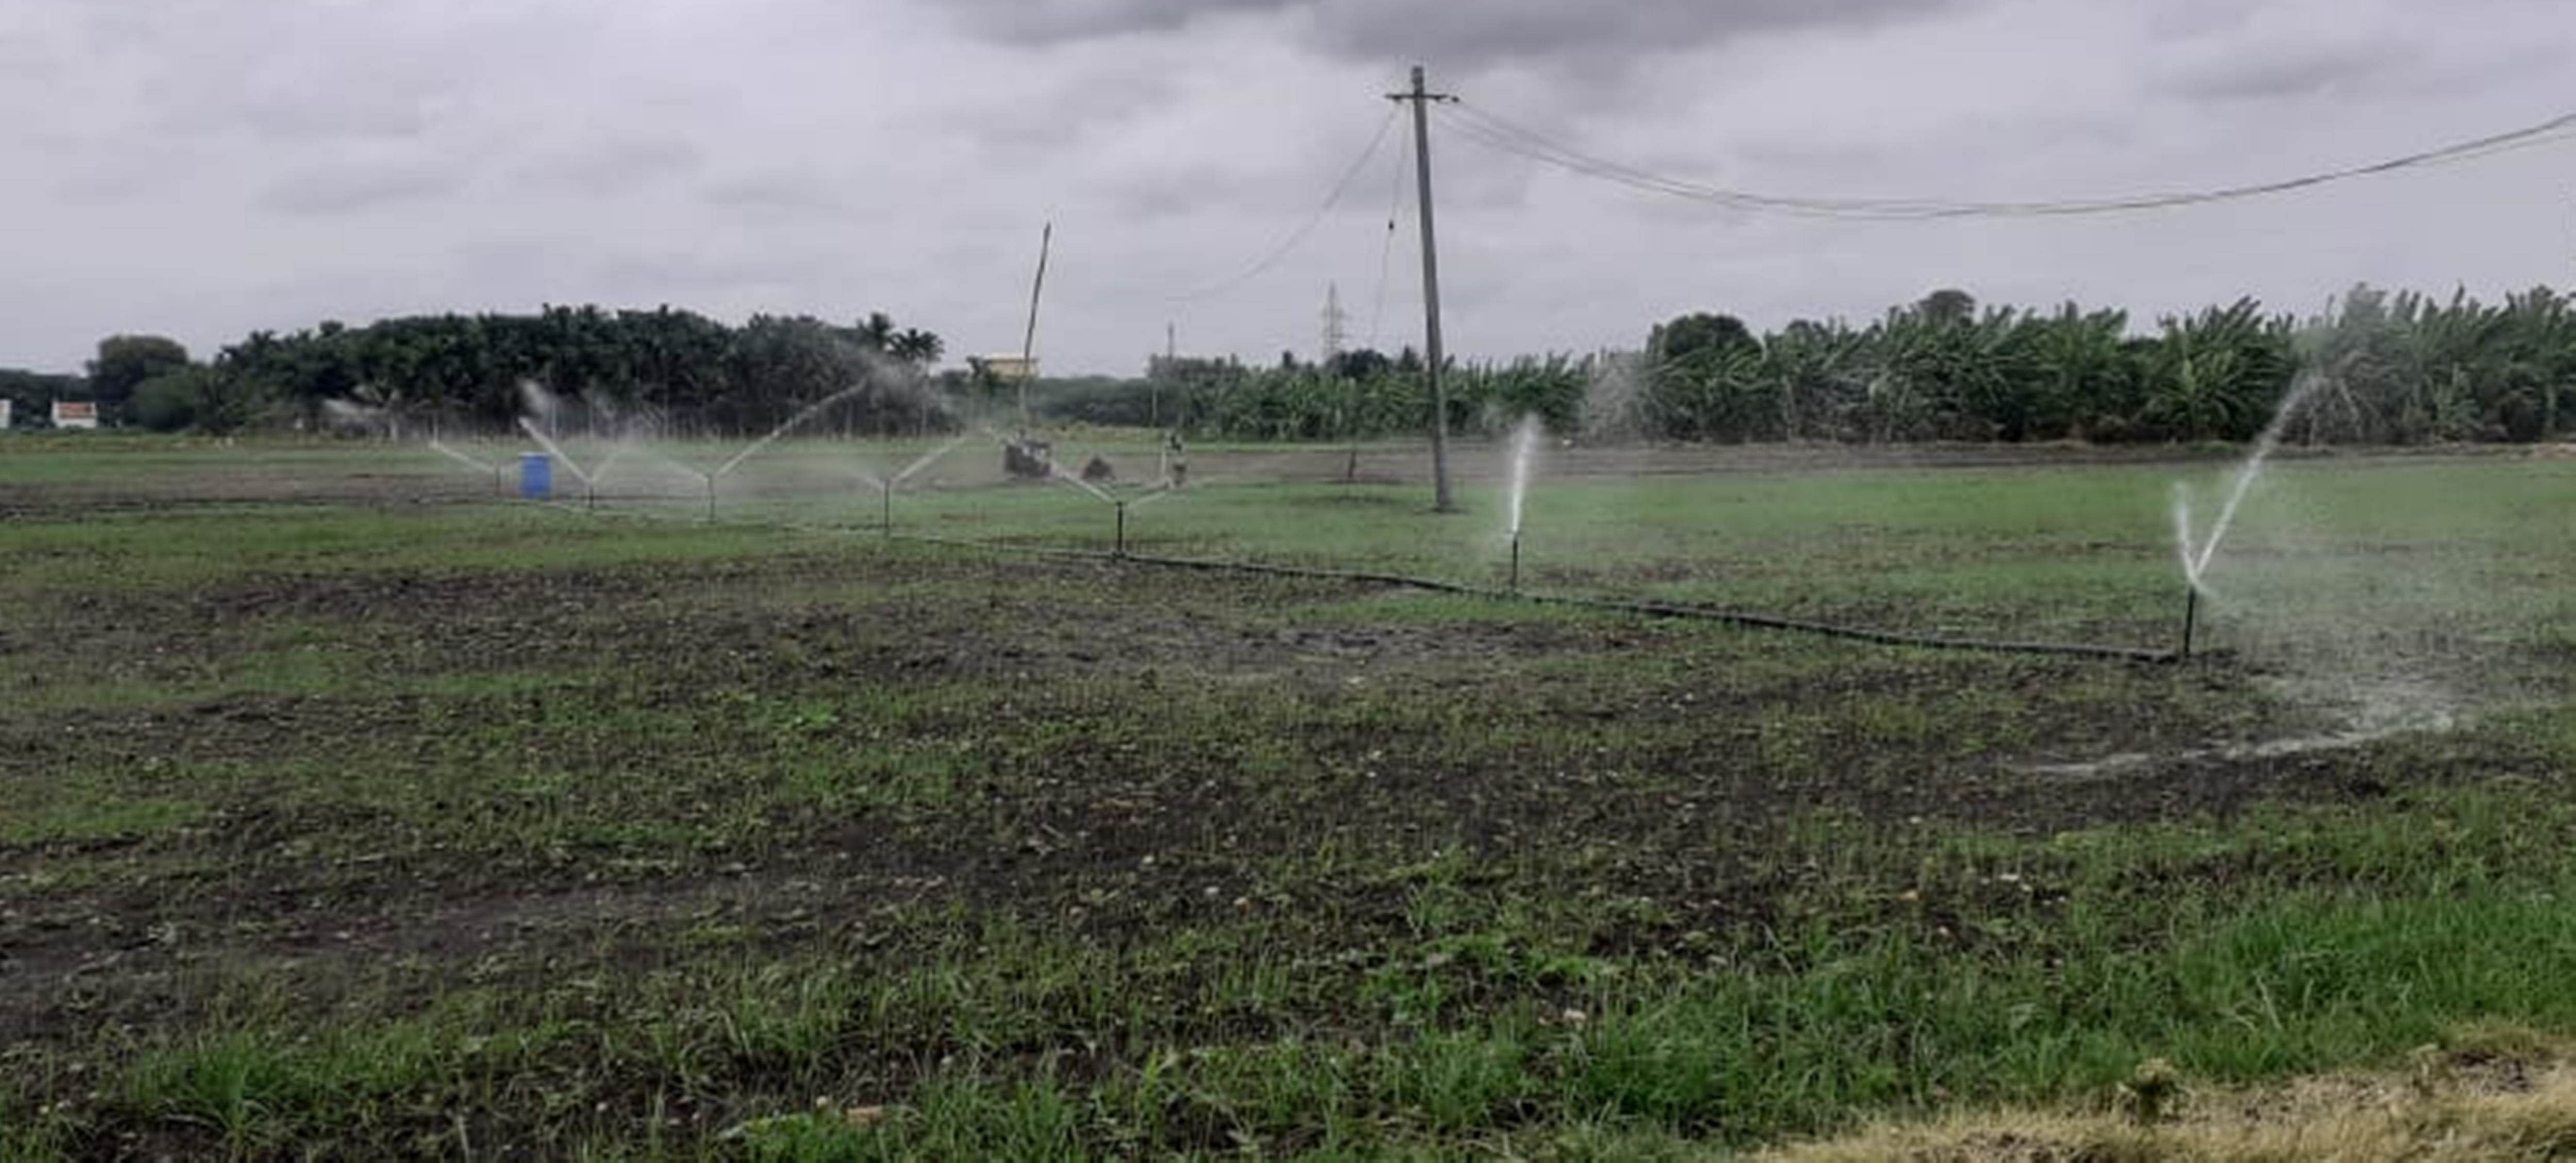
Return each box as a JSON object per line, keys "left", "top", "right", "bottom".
{"left": 870, "top": 433, "right": 973, "bottom": 536}
{"left": 713, "top": 384, "right": 875, "bottom": 481}
{"left": 514, "top": 416, "right": 596, "bottom": 500}
{"left": 1503, "top": 416, "right": 1542, "bottom": 592}
{"left": 2170, "top": 371, "right": 2325, "bottom": 658}
{"left": 426, "top": 438, "right": 505, "bottom": 496}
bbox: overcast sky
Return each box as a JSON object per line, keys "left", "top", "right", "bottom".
{"left": 6, "top": 0, "right": 2574, "bottom": 376}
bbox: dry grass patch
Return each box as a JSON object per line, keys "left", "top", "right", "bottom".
{"left": 1753, "top": 1033, "right": 2576, "bottom": 1162}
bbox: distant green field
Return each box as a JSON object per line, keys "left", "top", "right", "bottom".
{"left": 12, "top": 432, "right": 2568, "bottom": 654}
{"left": 4, "top": 436, "right": 2573, "bottom": 1159}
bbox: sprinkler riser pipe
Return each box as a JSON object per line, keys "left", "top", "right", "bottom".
{"left": 1509, "top": 533, "right": 1521, "bottom": 593}
{"left": 881, "top": 484, "right": 892, "bottom": 537}
{"left": 1114, "top": 502, "right": 1127, "bottom": 557}
{"left": 2180, "top": 586, "right": 2198, "bottom": 661}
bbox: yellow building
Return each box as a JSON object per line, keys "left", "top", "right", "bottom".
{"left": 970, "top": 354, "right": 1038, "bottom": 382}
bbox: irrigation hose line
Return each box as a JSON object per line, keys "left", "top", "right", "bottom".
{"left": 515, "top": 494, "right": 2180, "bottom": 665}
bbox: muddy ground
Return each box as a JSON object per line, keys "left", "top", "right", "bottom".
{"left": 3, "top": 459, "right": 2567, "bottom": 1158}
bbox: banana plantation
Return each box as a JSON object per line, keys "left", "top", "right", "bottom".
{"left": 1171, "top": 283, "right": 2576, "bottom": 444}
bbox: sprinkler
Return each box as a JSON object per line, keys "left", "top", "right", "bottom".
{"left": 880, "top": 481, "right": 893, "bottom": 537}
{"left": 1509, "top": 532, "right": 1522, "bottom": 593}
{"left": 2180, "top": 586, "right": 2198, "bottom": 662}
{"left": 1114, "top": 500, "right": 1128, "bottom": 557}
{"left": 702, "top": 473, "right": 716, "bottom": 522}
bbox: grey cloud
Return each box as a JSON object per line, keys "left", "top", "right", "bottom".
{"left": 2142, "top": 0, "right": 2260, "bottom": 43}
{"left": 514, "top": 138, "right": 706, "bottom": 195}
{"left": 442, "top": 237, "right": 833, "bottom": 301}
{"left": 944, "top": 0, "right": 1963, "bottom": 68}
{"left": 222, "top": 88, "right": 435, "bottom": 143}
{"left": 258, "top": 163, "right": 464, "bottom": 216}
{"left": 702, "top": 173, "right": 851, "bottom": 216}
{"left": 940, "top": 0, "right": 1283, "bottom": 45}
{"left": 589, "top": 249, "right": 805, "bottom": 291}
{"left": 1094, "top": 140, "right": 1351, "bottom": 219}
{"left": 2162, "top": 40, "right": 2405, "bottom": 103}
{"left": 1305, "top": 0, "right": 1963, "bottom": 69}
{"left": 937, "top": 66, "right": 1178, "bottom": 158}
{"left": 1104, "top": 165, "right": 1255, "bottom": 219}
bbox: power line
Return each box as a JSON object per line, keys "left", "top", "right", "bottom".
{"left": 1437, "top": 98, "right": 2576, "bottom": 220}
{"left": 1166, "top": 106, "right": 1400, "bottom": 302}
{"left": 1434, "top": 106, "right": 1865, "bottom": 219}
{"left": 1364, "top": 122, "right": 1410, "bottom": 350}
{"left": 1443, "top": 99, "right": 2576, "bottom": 217}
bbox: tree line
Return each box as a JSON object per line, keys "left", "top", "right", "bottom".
{"left": 1116, "top": 350, "right": 1587, "bottom": 441}
{"left": 1133, "top": 284, "right": 2574, "bottom": 444}
{"left": 3, "top": 306, "right": 951, "bottom": 435}
{"left": 8, "top": 284, "right": 2572, "bottom": 444}
{"left": 1616, "top": 285, "right": 2573, "bottom": 445}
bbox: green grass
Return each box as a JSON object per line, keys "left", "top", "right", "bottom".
{"left": 2, "top": 437, "right": 2572, "bottom": 1158}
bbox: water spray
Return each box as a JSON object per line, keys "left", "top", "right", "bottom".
{"left": 713, "top": 384, "right": 874, "bottom": 481}
{"left": 515, "top": 417, "right": 596, "bottom": 496}
{"left": 2166, "top": 373, "right": 2322, "bottom": 664}
{"left": 2172, "top": 485, "right": 2201, "bottom": 661}
{"left": 892, "top": 433, "right": 970, "bottom": 486}
{"left": 428, "top": 438, "right": 506, "bottom": 498}
{"left": 589, "top": 441, "right": 635, "bottom": 512}
{"left": 1043, "top": 463, "right": 1120, "bottom": 505}
{"left": 851, "top": 469, "right": 894, "bottom": 535}
{"left": 1502, "top": 416, "right": 1541, "bottom": 595}
{"left": 2172, "top": 372, "right": 2323, "bottom": 582}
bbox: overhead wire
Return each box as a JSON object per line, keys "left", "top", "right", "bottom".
{"left": 1436, "top": 98, "right": 2576, "bottom": 220}
{"left": 1166, "top": 105, "right": 1400, "bottom": 302}
{"left": 1364, "top": 121, "right": 1411, "bottom": 350}
{"left": 1434, "top": 104, "right": 1854, "bottom": 219}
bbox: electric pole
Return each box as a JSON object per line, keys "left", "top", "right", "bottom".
{"left": 1158, "top": 320, "right": 1175, "bottom": 429}
{"left": 1018, "top": 220, "right": 1052, "bottom": 434}
{"left": 1389, "top": 64, "right": 1456, "bottom": 512}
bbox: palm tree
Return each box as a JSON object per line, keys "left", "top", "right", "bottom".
{"left": 852, "top": 312, "right": 896, "bottom": 353}
{"left": 890, "top": 328, "right": 944, "bottom": 367}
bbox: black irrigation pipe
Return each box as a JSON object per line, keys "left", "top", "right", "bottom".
{"left": 885, "top": 531, "right": 2181, "bottom": 665}
{"left": 517, "top": 500, "right": 2179, "bottom": 665}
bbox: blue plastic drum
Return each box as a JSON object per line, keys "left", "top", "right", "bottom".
{"left": 519, "top": 452, "right": 553, "bottom": 499}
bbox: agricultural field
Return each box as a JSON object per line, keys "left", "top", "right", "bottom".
{"left": 5, "top": 433, "right": 2576, "bottom": 1160}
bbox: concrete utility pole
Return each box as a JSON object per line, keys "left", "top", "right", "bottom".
{"left": 1018, "top": 220, "right": 1052, "bottom": 433}
{"left": 1159, "top": 320, "right": 1174, "bottom": 429}
{"left": 1389, "top": 64, "right": 1457, "bottom": 512}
